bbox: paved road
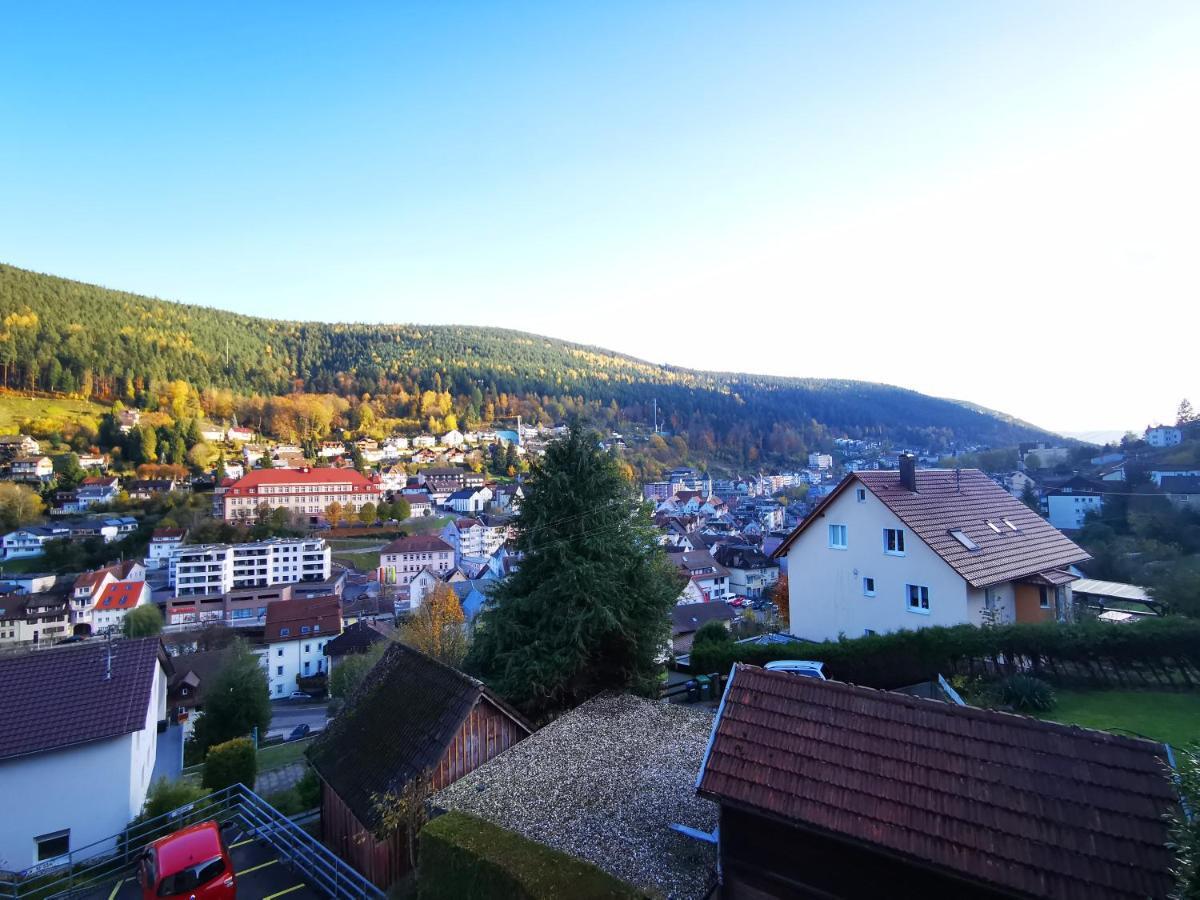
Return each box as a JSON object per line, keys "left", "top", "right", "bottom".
{"left": 269, "top": 701, "right": 329, "bottom": 738}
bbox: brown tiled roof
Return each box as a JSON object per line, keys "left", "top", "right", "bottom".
{"left": 307, "top": 643, "right": 530, "bottom": 828}
{"left": 381, "top": 535, "right": 453, "bottom": 556}
{"left": 671, "top": 601, "right": 735, "bottom": 636}
{"left": 263, "top": 595, "right": 342, "bottom": 643}
{"left": 698, "top": 665, "right": 1178, "bottom": 900}
{"left": 0, "top": 637, "right": 168, "bottom": 761}
{"left": 774, "top": 469, "right": 1089, "bottom": 588}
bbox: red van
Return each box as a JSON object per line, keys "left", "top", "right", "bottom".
{"left": 139, "top": 821, "right": 236, "bottom": 899}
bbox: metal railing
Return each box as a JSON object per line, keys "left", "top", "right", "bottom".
{"left": 0, "top": 783, "right": 382, "bottom": 900}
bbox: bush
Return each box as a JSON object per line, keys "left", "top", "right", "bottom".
{"left": 692, "top": 621, "right": 732, "bottom": 647}
{"left": 202, "top": 737, "right": 257, "bottom": 791}
{"left": 140, "top": 777, "right": 209, "bottom": 820}
{"left": 997, "top": 674, "right": 1056, "bottom": 711}
{"left": 417, "top": 811, "right": 641, "bottom": 900}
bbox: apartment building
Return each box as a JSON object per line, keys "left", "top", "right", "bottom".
{"left": 221, "top": 467, "right": 380, "bottom": 523}
{"left": 170, "top": 538, "right": 331, "bottom": 597}
{"left": 378, "top": 536, "right": 453, "bottom": 586}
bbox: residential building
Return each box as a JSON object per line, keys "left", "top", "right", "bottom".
{"left": 1160, "top": 475, "right": 1200, "bottom": 510}
{"left": 116, "top": 408, "right": 141, "bottom": 432}
{"left": 262, "top": 595, "right": 341, "bottom": 698}
{"left": 75, "top": 476, "right": 120, "bottom": 508}
{"left": 489, "top": 482, "right": 523, "bottom": 513}
{"left": 0, "top": 434, "right": 40, "bottom": 459}
{"left": 72, "top": 561, "right": 145, "bottom": 633}
{"left": 0, "top": 590, "right": 72, "bottom": 645}
{"left": 9, "top": 455, "right": 54, "bottom": 483}
{"left": 322, "top": 620, "right": 386, "bottom": 673}
{"left": 666, "top": 467, "right": 712, "bottom": 495}
{"left": 712, "top": 544, "right": 780, "bottom": 598}
{"left": 1043, "top": 476, "right": 1108, "bottom": 531}
{"left": 0, "top": 638, "right": 170, "bottom": 870}
{"left": 77, "top": 453, "right": 108, "bottom": 470}
{"left": 199, "top": 424, "right": 225, "bottom": 442}
{"left": 440, "top": 429, "right": 465, "bottom": 447}
{"left": 2, "top": 524, "right": 71, "bottom": 559}
{"left": 1145, "top": 425, "right": 1182, "bottom": 447}
{"left": 221, "top": 467, "right": 381, "bottom": 523}
{"left": 807, "top": 452, "right": 833, "bottom": 469}
{"left": 697, "top": 665, "right": 1177, "bottom": 900}
{"left": 143, "top": 527, "right": 186, "bottom": 570}
{"left": 446, "top": 486, "right": 493, "bottom": 514}
{"left": 126, "top": 479, "right": 182, "bottom": 501}
{"left": 308, "top": 643, "right": 531, "bottom": 887}
{"left": 668, "top": 549, "right": 731, "bottom": 603}
{"left": 378, "top": 536, "right": 453, "bottom": 586}
{"left": 441, "top": 516, "right": 509, "bottom": 564}
{"left": 226, "top": 425, "right": 254, "bottom": 443}
{"left": 161, "top": 583, "right": 309, "bottom": 628}
{"left": 418, "top": 467, "right": 467, "bottom": 501}
{"left": 412, "top": 433, "right": 437, "bottom": 449}
{"left": 170, "top": 537, "right": 331, "bottom": 597}
{"left": 671, "top": 601, "right": 736, "bottom": 655}
{"left": 773, "top": 457, "right": 1090, "bottom": 641}
{"left": 1148, "top": 466, "right": 1200, "bottom": 486}
{"left": 91, "top": 580, "right": 151, "bottom": 634}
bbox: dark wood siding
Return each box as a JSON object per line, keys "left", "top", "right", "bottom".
{"left": 321, "top": 696, "right": 526, "bottom": 889}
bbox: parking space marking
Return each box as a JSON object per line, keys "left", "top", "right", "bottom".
{"left": 107, "top": 877, "right": 130, "bottom": 900}
{"left": 262, "top": 884, "right": 306, "bottom": 900}
{"left": 237, "top": 858, "right": 280, "bottom": 876}
{"left": 231, "top": 837, "right": 256, "bottom": 848}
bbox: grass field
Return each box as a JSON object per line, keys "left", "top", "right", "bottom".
{"left": 328, "top": 537, "right": 385, "bottom": 572}
{"left": 257, "top": 736, "right": 314, "bottom": 771}
{"left": 0, "top": 393, "right": 107, "bottom": 431}
{"left": 1039, "top": 689, "right": 1200, "bottom": 748}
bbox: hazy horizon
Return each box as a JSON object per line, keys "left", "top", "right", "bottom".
{"left": 3, "top": 3, "right": 1197, "bottom": 435}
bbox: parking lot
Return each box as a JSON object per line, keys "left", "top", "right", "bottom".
{"left": 88, "top": 828, "right": 324, "bottom": 900}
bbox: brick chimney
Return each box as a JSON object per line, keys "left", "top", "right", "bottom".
{"left": 899, "top": 453, "right": 917, "bottom": 492}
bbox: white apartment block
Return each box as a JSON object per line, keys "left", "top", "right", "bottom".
{"left": 170, "top": 538, "right": 331, "bottom": 597}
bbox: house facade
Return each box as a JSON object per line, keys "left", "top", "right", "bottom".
{"left": 170, "top": 538, "right": 331, "bottom": 596}
{"left": 91, "top": 581, "right": 151, "bottom": 634}
{"left": 378, "top": 536, "right": 453, "bottom": 586}
{"left": 775, "top": 458, "right": 1089, "bottom": 641}
{"left": 1145, "top": 425, "right": 1182, "bottom": 447}
{"left": 262, "top": 596, "right": 342, "bottom": 698}
{"left": 9, "top": 456, "right": 54, "bottom": 483}
{"left": 221, "top": 468, "right": 380, "bottom": 523}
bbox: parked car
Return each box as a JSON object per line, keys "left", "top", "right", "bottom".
{"left": 764, "top": 660, "right": 827, "bottom": 679}
{"left": 288, "top": 723, "right": 311, "bottom": 741}
{"left": 139, "top": 820, "right": 235, "bottom": 899}
{"left": 286, "top": 690, "right": 312, "bottom": 701}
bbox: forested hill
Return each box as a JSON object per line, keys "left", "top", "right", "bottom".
{"left": 0, "top": 263, "right": 1052, "bottom": 461}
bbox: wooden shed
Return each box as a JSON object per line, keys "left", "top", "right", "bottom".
{"left": 307, "top": 643, "right": 530, "bottom": 889}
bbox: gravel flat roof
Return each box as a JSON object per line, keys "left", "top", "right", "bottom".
{"left": 433, "top": 693, "right": 718, "bottom": 899}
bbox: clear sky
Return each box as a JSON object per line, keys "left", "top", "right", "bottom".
{"left": 3, "top": 2, "right": 1197, "bottom": 436}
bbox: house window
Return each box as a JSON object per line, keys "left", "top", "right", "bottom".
{"left": 276, "top": 666, "right": 283, "bottom": 676}
{"left": 863, "top": 577, "right": 876, "bottom": 597}
{"left": 856, "top": 488, "right": 866, "bottom": 503}
{"left": 1039, "top": 586, "right": 1050, "bottom": 609}
{"left": 303, "top": 661, "right": 311, "bottom": 674}
{"left": 828, "top": 524, "right": 848, "bottom": 549}
{"left": 906, "top": 584, "right": 930, "bottom": 614}
{"left": 275, "top": 683, "right": 283, "bottom": 695}
{"left": 304, "top": 644, "right": 310, "bottom": 653}
{"left": 276, "top": 648, "right": 283, "bottom": 657}
{"left": 279, "top": 628, "right": 290, "bottom": 637}
{"left": 300, "top": 625, "right": 311, "bottom": 634}
{"left": 884, "top": 528, "right": 905, "bottom": 555}
{"left": 949, "top": 529, "right": 979, "bottom": 551}
{"left": 35, "top": 830, "right": 69, "bottom": 861}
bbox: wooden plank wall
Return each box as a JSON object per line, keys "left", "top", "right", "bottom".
{"left": 431, "top": 697, "right": 526, "bottom": 790}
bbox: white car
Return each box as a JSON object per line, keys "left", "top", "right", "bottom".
{"left": 764, "top": 660, "right": 827, "bottom": 679}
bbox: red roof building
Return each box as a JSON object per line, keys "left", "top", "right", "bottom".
{"left": 222, "top": 467, "right": 380, "bottom": 523}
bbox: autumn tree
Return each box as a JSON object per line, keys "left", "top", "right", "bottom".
{"left": 767, "top": 574, "right": 790, "bottom": 629}
{"left": 401, "top": 583, "right": 467, "bottom": 666}
{"left": 0, "top": 482, "right": 45, "bottom": 529}
{"left": 358, "top": 502, "right": 377, "bottom": 525}
{"left": 324, "top": 501, "right": 342, "bottom": 525}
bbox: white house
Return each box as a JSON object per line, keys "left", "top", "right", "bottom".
{"left": 1148, "top": 467, "right": 1200, "bottom": 487}
{"left": 447, "top": 486, "right": 493, "bottom": 515}
{"left": 2, "top": 525, "right": 71, "bottom": 560}
{"left": 143, "top": 528, "right": 186, "bottom": 570}
{"left": 1145, "top": 425, "right": 1182, "bottom": 448}
{"left": 9, "top": 456, "right": 54, "bottom": 483}
{"left": 75, "top": 477, "right": 120, "bottom": 508}
{"left": 774, "top": 457, "right": 1090, "bottom": 642}
{"left": 72, "top": 561, "right": 145, "bottom": 634}
{"left": 263, "top": 596, "right": 341, "bottom": 698}
{"left": 667, "top": 549, "right": 731, "bottom": 603}
{"left": 91, "top": 581, "right": 151, "bottom": 634}
{"left": 807, "top": 453, "right": 833, "bottom": 470}
{"left": 378, "top": 535, "right": 453, "bottom": 586}
{"left": 1042, "top": 477, "right": 1107, "bottom": 531}
{"left": 0, "top": 637, "right": 168, "bottom": 871}
{"left": 441, "top": 429, "right": 465, "bottom": 448}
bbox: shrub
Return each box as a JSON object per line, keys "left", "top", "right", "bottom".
{"left": 997, "top": 674, "right": 1056, "bottom": 712}
{"left": 417, "top": 811, "right": 641, "bottom": 900}
{"left": 140, "top": 777, "right": 209, "bottom": 820}
{"left": 692, "top": 620, "right": 732, "bottom": 646}
{"left": 202, "top": 737, "right": 257, "bottom": 791}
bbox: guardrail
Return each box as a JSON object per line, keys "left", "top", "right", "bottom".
{"left": 0, "top": 783, "right": 382, "bottom": 900}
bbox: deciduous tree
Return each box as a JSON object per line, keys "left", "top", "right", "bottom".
{"left": 402, "top": 583, "right": 467, "bottom": 665}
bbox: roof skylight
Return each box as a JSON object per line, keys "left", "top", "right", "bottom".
{"left": 986, "top": 521, "right": 1002, "bottom": 534}
{"left": 949, "top": 529, "right": 979, "bottom": 551}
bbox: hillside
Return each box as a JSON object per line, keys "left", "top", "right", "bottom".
{"left": 0, "top": 263, "right": 1053, "bottom": 463}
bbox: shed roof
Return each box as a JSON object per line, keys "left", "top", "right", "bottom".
{"left": 697, "top": 665, "right": 1178, "bottom": 900}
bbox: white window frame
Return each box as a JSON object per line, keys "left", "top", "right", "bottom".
{"left": 856, "top": 488, "right": 867, "bottom": 503}
{"left": 828, "top": 524, "right": 848, "bottom": 550}
{"left": 863, "top": 577, "right": 876, "bottom": 597}
{"left": 906, "top": 583, "right": 930, "bottom": 614}
{"left": 884, "top": 528, "right": 906, "bottom": 556}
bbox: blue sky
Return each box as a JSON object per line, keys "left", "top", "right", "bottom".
{"left": 2, "top": 2, "right": 1197, "bottom": 434}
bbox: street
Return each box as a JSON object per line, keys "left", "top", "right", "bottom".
{"left": 268, "top": 700, "right": 329, "bottom": 738}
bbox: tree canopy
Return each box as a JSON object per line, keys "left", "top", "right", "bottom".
{"left": 468, "top": 423, "right": 682, "bottom": 718}
{"left": 191, "top": 639, "right": 271, "bottom": 757}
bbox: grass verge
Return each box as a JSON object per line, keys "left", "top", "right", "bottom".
{"left": 1039, "top": 689, "right": 1200, "bottom": 748}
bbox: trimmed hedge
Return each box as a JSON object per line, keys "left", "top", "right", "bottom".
{"left": 417, "top": 811, "right": 644, "bottom": 900}
{"left": 689, "top": 616, "right": 1200, "bottom": 689}
{"left": 202, "top": 737, "right": 257, "bottom": 791}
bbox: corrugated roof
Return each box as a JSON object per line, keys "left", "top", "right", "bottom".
{"left": 0, "top": 637, "right": 167, "bottom": 761}
{"left": 698, "top": 665, "right": 1178, "bottom": 900}
{"left": 1072, "top": 579, "right": 1152, "bottom": 603}
{"left": 775, "top": 469, "right": 1089, "bottom": 588}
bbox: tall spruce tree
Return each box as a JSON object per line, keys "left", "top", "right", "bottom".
{"left": 468, "top": 422, "right": 681, "bottom": 718}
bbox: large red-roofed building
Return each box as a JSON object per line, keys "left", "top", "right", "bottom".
{"left": 222, "top": 467, "right": 380, "bottom": 523}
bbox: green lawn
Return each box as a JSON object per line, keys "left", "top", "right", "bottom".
{"left": 0, "top": 393, "right": 107, "bottom": 431}
{"left": 257, "top": 736, "right": 314, "bottom": 771}
{"left": 1040, "top": 689, "right": 1200, "bottom": 748}
{"left": 333, "top": 550, "right": 381, "bottom": 571}
{"left": 405, "top": 514, "right": 453, "bottom": 535}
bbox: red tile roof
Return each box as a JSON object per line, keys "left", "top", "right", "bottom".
{"left": 264, "top": 595, "right": 342, "bottom": 644}
{"left": 0, "top": 637, "right": 168, "bottom": 761}
{"left": 698, "top": 665, "right": 1178, "bottom": 900}
{"left": 95, "top": 580, "right": 147, "bottom": 610}
{"left": 381, "top": 535, "right": 453, "bottom": 556}
{"left": 226, "top": 467, "right": 377, "bottom": 492}
{"left": 774, "top": 469, "right": 1089, "bottom": 588}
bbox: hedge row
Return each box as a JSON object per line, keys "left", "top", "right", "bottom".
{"left": 689, "top": 616, "right": 1200, "bottom": 689}
{"left": 417, "top": 811, "right": 644, "bottom": 900}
